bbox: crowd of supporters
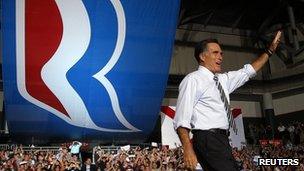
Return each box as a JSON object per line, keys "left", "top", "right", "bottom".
{"left": 1, "top": 121, "right": 304, "bottom": 170}
{"left": 0, "top": 144, "right": 83, "bottom": 171}
{"left": 233, "top": 145, "right": 304, "bottom": 171}
{"left": 246, "top": 121, "right": 304, "bottom": 145}
{"left": 92, "top": 145, "right": 184, "bottom": 171}
{"left": 0, "top": 142, "right": 304, "bottom": 170}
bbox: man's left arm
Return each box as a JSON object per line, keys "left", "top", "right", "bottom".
{"left": 225, "top": 31, "right": 281, "bottom": 93}
{"left": 251, "top": 30, "right": 281, "bottom": 72}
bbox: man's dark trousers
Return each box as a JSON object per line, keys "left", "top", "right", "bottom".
{"left": 192, "top": 130, "right": 239, "bottom": 171}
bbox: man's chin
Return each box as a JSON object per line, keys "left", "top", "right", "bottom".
{"left": 214, "top": 68, "right": 221, "bottom": 73}
{"left": 209, "top": 67, "right": 221, "bottom": 73}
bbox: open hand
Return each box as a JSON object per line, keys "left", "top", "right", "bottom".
{"left": 269, "top": 30, "right": 282, "bottom": 52}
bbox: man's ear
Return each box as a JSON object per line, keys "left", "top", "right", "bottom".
{"left": 199, "top": 53, "right": 205, "bottom": 62}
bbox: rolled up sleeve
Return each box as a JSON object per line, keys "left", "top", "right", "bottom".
{"left": 225, "top": 64, "right": 257, "bottom": 93}
{"left": 244, "top": 64, "right": 256, "bottom": 78}
{"left": 173, "top": 75, "right": 197, "bottom": 130}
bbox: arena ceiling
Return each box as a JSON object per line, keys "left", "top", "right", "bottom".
{"left": 177, "top": 0, "right": 304, "bottom": 67}
{"left": 179, "top": 0, "right": 304, "bottom": 31}
{"left": 166, "top": 0, "right": 304, "bottom": 98}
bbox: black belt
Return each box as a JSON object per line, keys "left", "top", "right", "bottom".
{"left": 192, "top": 128, "right": 230, "bottom": 136}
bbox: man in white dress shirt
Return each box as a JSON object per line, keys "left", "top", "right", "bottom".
{"left": 173, "top": 31, "right": 281, "bottom": 171}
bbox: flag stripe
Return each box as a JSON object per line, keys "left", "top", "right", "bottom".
{"left": 232, "top": 108, "right": 242, "bottom": 118}
{"left": 161, "top": 106, "right": 175, "bottom": 119}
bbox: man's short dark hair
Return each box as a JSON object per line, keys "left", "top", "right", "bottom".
{"left": 194, "top": 39, "right": 219, "bottom": 63}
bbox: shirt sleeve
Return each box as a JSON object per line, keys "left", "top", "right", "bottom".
{"left": 173, "top": 75, "right": 197, "bottom": 130}
{"left": 225, "top": 64, "right": 256, "bottom": 93}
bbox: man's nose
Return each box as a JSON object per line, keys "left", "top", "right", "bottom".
{"left": 218, "top": 54, "right": 223, "bottom": 61}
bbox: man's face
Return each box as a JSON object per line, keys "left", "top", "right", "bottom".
{"left": 200, "top": 42, "right": 223, "bottom": 73}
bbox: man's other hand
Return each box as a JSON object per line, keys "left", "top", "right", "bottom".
{"left": 183, "top": 147, "right": 198, "bottom": 170}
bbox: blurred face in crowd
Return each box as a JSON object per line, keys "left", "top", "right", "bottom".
{"left": 168, "top": 162, "right": 174, "bottom": 169}
{"left": 85, "top": 158, "right": 92, "bottom": 165}
{"left": 24, "top": 154, "right": 30, "bottom": 161}
{"left": 72, "top": 154, "right": 78, "bottom": 161}
{"left": 36, "top": 163, "right": 42, "bottom": 169}
{"left": 139, "top": 165, "right": 145, "bottom": 170}
{"left": 19, "top": 163, "right": 28, "bottom": 171}
{"left": 152, "top": 162, "right": 157, "bottom": 169}
{"left": 102, "top": 156, "right": 107, "bottom": 162}
{"left": 106, "top": 162, "right": 111, "bottom": 169}
{"left": 38, "top": 155, "right": 44, "bottom": 161}
{"left": 55, "top": 165, "right": 61, "bottom": 171}
{"left": 200, "top": 42, "right": 223, "bottom": 73}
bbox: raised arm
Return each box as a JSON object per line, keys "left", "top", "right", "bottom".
{"left": 251, "top": 30, "right": 281, "bottom": 72}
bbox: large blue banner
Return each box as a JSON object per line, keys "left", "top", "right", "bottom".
{"left": 2, "top": 0, "right": 180, "bottom": 143}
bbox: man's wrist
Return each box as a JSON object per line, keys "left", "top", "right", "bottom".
{"left": 265, "top": 48, "right": 274, "bottom": 57}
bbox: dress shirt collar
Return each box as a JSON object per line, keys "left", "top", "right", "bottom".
{"left": 198, "top": 65, "right": 216, "bottom": 80}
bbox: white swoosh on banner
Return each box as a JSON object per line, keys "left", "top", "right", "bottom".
{"left": 93, "top": 0, "right": 140, "bottom": 131}
{"left": 16, "top": 0, "right": 139, "bottom": 132}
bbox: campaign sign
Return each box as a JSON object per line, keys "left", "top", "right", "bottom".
{"left": 2, "top": 0, "right": 180, "bottom": 143}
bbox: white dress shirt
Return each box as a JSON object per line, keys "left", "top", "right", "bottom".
{"left": 173, "top": 64, "right": 256, "bottom": 130}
